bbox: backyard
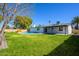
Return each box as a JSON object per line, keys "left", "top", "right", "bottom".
{"left": 0, "top": 32, "right": 79, "bottom": 56}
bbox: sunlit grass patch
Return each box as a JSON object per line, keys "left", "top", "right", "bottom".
{"left": 0, "top": 32, "right": 78, "bottom": 56}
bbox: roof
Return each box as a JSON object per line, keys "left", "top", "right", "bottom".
{"left": 31, "top": 23, "right": 71, "bottom": 28}
{"left": 43, "top": 23, "right": 71, "bottom": 27}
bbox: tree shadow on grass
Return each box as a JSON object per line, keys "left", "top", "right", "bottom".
{"left": 47, "top": 35, "right": 79, "bottom": 56}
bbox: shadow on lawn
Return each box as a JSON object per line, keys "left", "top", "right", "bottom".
{"left": 46, "top": 35, "right": 79, "bottom": 56}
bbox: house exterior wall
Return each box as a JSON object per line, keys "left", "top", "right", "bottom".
{"left": 30, "top": 25, "right": 72, "bottom": 34}
{"left": 67, "top": 25, "right": 72, "bottom": 34}
{"left": 46, "top": 27, "right": 68, "bottom": 34}
{"left": 30, "top": 27, "right": 44, "bottom": 33}
{"left": 46, "top": 27, "right": 53, "bottom": 33}
{"left": 37, "top": 28, "right": 44, "bottom": 33}
{"left": 46, "top": 25, "right": 72, "bottom": 34}
{"left": 54, "top": 27, "right": 68, "bottom": 34}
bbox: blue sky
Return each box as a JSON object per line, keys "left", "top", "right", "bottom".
{"left": 32, "top": 3, "right": 79, "bottom": 25}
{"left": 1, "top": 3, "right": 79, "bottom": 28}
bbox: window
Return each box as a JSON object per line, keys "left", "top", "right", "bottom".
{"left": 59, "top": 26, "right": 63, "bottom": 31}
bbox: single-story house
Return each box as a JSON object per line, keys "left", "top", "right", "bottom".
{"left": 30, "top": 26, "right": 44, "bottom": 33}
{"left": 30, "top": 24, "right": 72, "bottom": 34}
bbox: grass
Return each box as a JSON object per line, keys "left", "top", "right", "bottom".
{"left": 0, "top": 32, "right": 79, "bottom": 56}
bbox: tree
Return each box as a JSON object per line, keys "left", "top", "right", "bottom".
{"left": 48, "top": 20, "right": 51, "bottom": 25}
{"left": 56, "top": 21, "right": 60, "bottom": 24}
{"left": 6, "top": 25, "right": 10, "bottom": 29}
{"left": 71, "top": 16, "right": 79, "bottom": 29}
{"left": 36, "top": 24, "right": 41, "bottom": 31}
{"left": 14, "top": 16, "right": 32, "bottom": 29}
{"left": 0, "top": 3, "right": 33, "bottom": 49}
{"left": 0, "top": 15, "right": 2, "bottom": 22}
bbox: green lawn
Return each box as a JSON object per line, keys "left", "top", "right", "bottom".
{"left": 0, "top": 32, "right": 79, "bottom": 56}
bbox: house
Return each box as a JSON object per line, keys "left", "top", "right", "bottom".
{"left": 30, "top": 25, "right": 44, "bottom": 33}
{"left": 30, "top": 24, "right": 72, "bottom": 34}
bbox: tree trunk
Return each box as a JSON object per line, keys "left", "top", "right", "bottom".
{"left": 0, "top": 33, "right": 7, "bottom": 49}
{"left": 0, "top": 20, "right": 8, "bottom": 49}
{"left": 0, "top": 17, "right": 9, "bottom": 49}
{"left": 0, "top": 14, "right": 9, "bottom": 49}
{"left": 77, "top": 23, "right": 79, "bottom": 29}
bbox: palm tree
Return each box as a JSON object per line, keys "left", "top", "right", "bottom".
{"left": 71, "top": 16, "right": 79, "bottom": 29}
